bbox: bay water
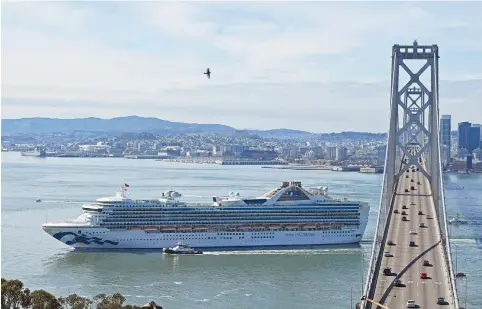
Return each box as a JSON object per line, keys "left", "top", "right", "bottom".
{"left": 1, "top": 152, "right": 481, "bottom": 308}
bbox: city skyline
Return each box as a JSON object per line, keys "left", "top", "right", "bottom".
{"left": 2, "top": 2, "right": 482, "bottom": 132}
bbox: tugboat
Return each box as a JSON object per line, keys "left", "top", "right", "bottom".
{"left": 449, "top": 212, "right": 468, "bottom": 225}
{"left": 163, "top": 242, "right": 203, "bottom": 255}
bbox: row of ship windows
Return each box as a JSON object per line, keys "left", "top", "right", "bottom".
{"left": 110, "top": 230, "right": 354, "bottom": 242}
{"left": 100, "top": 218, "right": 360, "bottom": 223}
{"left": 99, "top": 214, "right": 360, "bottom": 219}
{"left": 100, "top": 209, "right": 360, "bottom": 213}
{"left": 100, "top": 216, "right": 359, "bottom": 222}
{"left": 100, "top": 221, "right": 360, "bottom": 226}
{"left": 96, "top": 202, "right": 359, "bottom": 207}
{"left": 105, "top": 224, "right": 358, "bottom": 233}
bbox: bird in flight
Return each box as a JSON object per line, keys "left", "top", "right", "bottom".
{"left": 204, "top": 68, "right": 211, "bottom": 79}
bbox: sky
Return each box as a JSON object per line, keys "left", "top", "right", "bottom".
{"left": 1, "top": 1, "right": 482, "bottom": 133}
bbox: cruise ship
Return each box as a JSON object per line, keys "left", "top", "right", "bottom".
{"left": 42, "top": 181, "right": 370, "bottom": 250}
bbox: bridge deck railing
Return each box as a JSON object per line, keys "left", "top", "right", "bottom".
{"left": 437, "top": 143, "right": 460, "bottom": 308}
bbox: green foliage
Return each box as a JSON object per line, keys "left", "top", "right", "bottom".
{"left": 30, "top": 290, "right": 60, "bottom": 309}
{"left": 1, "top": 278, "right": 30, "bottom": 309}
{"left": 58, "top": 294, "right": 92, "bottom": 309}
{"left": 1, "top": 279, "right": 160, "bottom": 309}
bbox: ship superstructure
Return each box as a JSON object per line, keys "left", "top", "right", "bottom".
{"left": 42, "top": 181, "right": 370, "bottom": 249}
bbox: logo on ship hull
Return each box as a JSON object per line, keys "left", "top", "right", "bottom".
{"left": 52, "top": 231, "right": 119, "bottom": 246}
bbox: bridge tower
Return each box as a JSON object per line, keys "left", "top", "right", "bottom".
{"left": 385, "top": 40, "right": 440, "bottom": 211}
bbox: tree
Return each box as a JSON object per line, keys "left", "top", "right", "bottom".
{"left": 30, "top": 290, "right": 60, "bottom": 309}
{"left": 93, "top": 293, "right": 125, "bottom": 309}
{"left": 1, "top": 278, "right": 31, "bottom": 309}
{"left": 58, "top": 294, "right": 92, "bottom": 309}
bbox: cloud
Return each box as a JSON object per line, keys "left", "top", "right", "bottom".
{"left": 2, "top": 2, "right": 482, "bottom": 132}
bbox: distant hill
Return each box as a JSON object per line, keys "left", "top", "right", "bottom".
{"left": 1, "top": 116, "right": 386, "bottom": 139}
{"left": 1, "top": 116, "right": 236, "bottom": 135}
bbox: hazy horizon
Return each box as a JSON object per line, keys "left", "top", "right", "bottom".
{"left": 2, "top": 2, "right": 482, "bottom": 132}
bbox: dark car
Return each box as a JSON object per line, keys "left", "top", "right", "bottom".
{"left": 394, "top": 209, "right": 399, "bottom": 214}
{"left": 423, "top": 260, "right": 430, "bottom": 266}
{"left": 405, "top": 189, "right": 409, "bottom": 192}
{"left": 418, "top": 211, "right": 423, "bottom": 215}
{"left": 402, "top": 216, "right": 408, "bottom": 221}
{"left": 394, "top": 278, "right": 403, "bottom": 287}
{"left": 401, "top": 211, "right": 407, "bottom": 215}
{"left": 437, "top": 297, "right": 445, "bottom": 305}
{"left": 411, "top": 186, "right": 415, "bottom": 190}
{"left": 387, "top": 240, "right": 395, "bottom": 246}
{"left": 409, "top": 241, "right": 416, "bottom": 247}
{"left": 383, "top": 267, "right": 391, "bottom": 276}
{"left": 402, "top": 205, "right": 408, "bottom": 209}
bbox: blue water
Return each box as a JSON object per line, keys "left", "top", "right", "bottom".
{"left": 1, "top": 152, "right": 481, "bottom": 308}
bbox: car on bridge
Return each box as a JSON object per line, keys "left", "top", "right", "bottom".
{"left": 406, "top": 299, "right": 416, "bottom": 308}
{"left": 409, "top": 241, "right": 416, "bottom": 246}
{"left": 383, "top": 267, "right": 392, "bottom": 276}
{"left": 426, "top": 215, "right": 433, "bottom": 219}
{"left": 437, "top": 297, "right": 445, "bottom": 304}
{"left": 405, "top": 189, "right": 409, "bottom": 192}
{"left": 409, "top": 230, "right": 416, "bottom": 234}
{"left": 402, "top": 216, "right": 408, "bottom": 221}
{"left": 394, "top": 209, "right": 399, "bottom": 214}
{"left": 417, "top": 181, "right": 421, "bottom": 185}
{"left": 418, "top": 210, "right": 423, "bottom": 215}
{"left": 411, "top": 185, "right": 415, "bottom": 190}
{"left": 402, "top": 211, "right": 407, "bottom": 215}
{"left": 410, "top": 201, "right": 416, "bottom": 205}
{"left": 419, "top": 222, "right": 425, "bottom": 227}
{"left": 423, "top": 260, "right": 430, "bottom": 266}
{"left": 387, "top": 240, "right": 395, "bottom": 246}
{"left": 411, "top": 179, "right": 414, "bottom": 182}
{"left": 394, "top": 278, "right": 403, "bottom": 287}
{"left": 420, "top": 272, "right": 428, "bottom": 279}
{"left": 384, "top": 251, "right": 392, "bottom": 257}
{"left": 402, "top": 205, "right": 408, "bottom": 209}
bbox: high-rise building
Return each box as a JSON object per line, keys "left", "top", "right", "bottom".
{"left": 335, "top": 146, "right": 348, "bottom": 161}
{"left": 472, "top": 124, "right": 482, "bottom": 148}
{"left": 468, "top": 126, "right": 481, "bottom": 152}
{"left": 327, "top": 147, "right": 337, "bottom": 160}
{"left": 440, "top": 115, "right": 451, "bottom": 167}
{"left": 376, "top": 145, "right": 387, "bottom": 166}
{"left": 458, "top": 121, "right": 471, "bottom": 151}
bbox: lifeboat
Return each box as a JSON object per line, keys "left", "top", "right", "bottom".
{"left": 285, "top": 224, "right": 299, "bottom": 229}
{"left": 143, "top": 226, "right": 158, "bottom": 230}
{"left": 178, "top": 225, "right": 193, "bottom": 230}
{"left": 194, "top": 226, "right": 208, "bottom": 231}
{"left": 303, "top": 224, "right": 317, "bottom": 229}
{"left": 161, "top": 226, "right": 175, "bottom": 231}
{"left": 236, "top": 225, "right": 251, "bottom": 230}
{"left": 129, "top": 226, "right": 143, "bottom": 230}
{"left": 269, "top": 224, "right": 282, "bottom": 230}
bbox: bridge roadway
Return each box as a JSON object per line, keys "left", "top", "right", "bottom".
{"left": 371, "top": 166, "right": 455, "bottom": 309}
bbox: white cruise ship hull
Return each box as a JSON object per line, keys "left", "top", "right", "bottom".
{"left": 42, "top": 226, "right": 366, "bottom": 250}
